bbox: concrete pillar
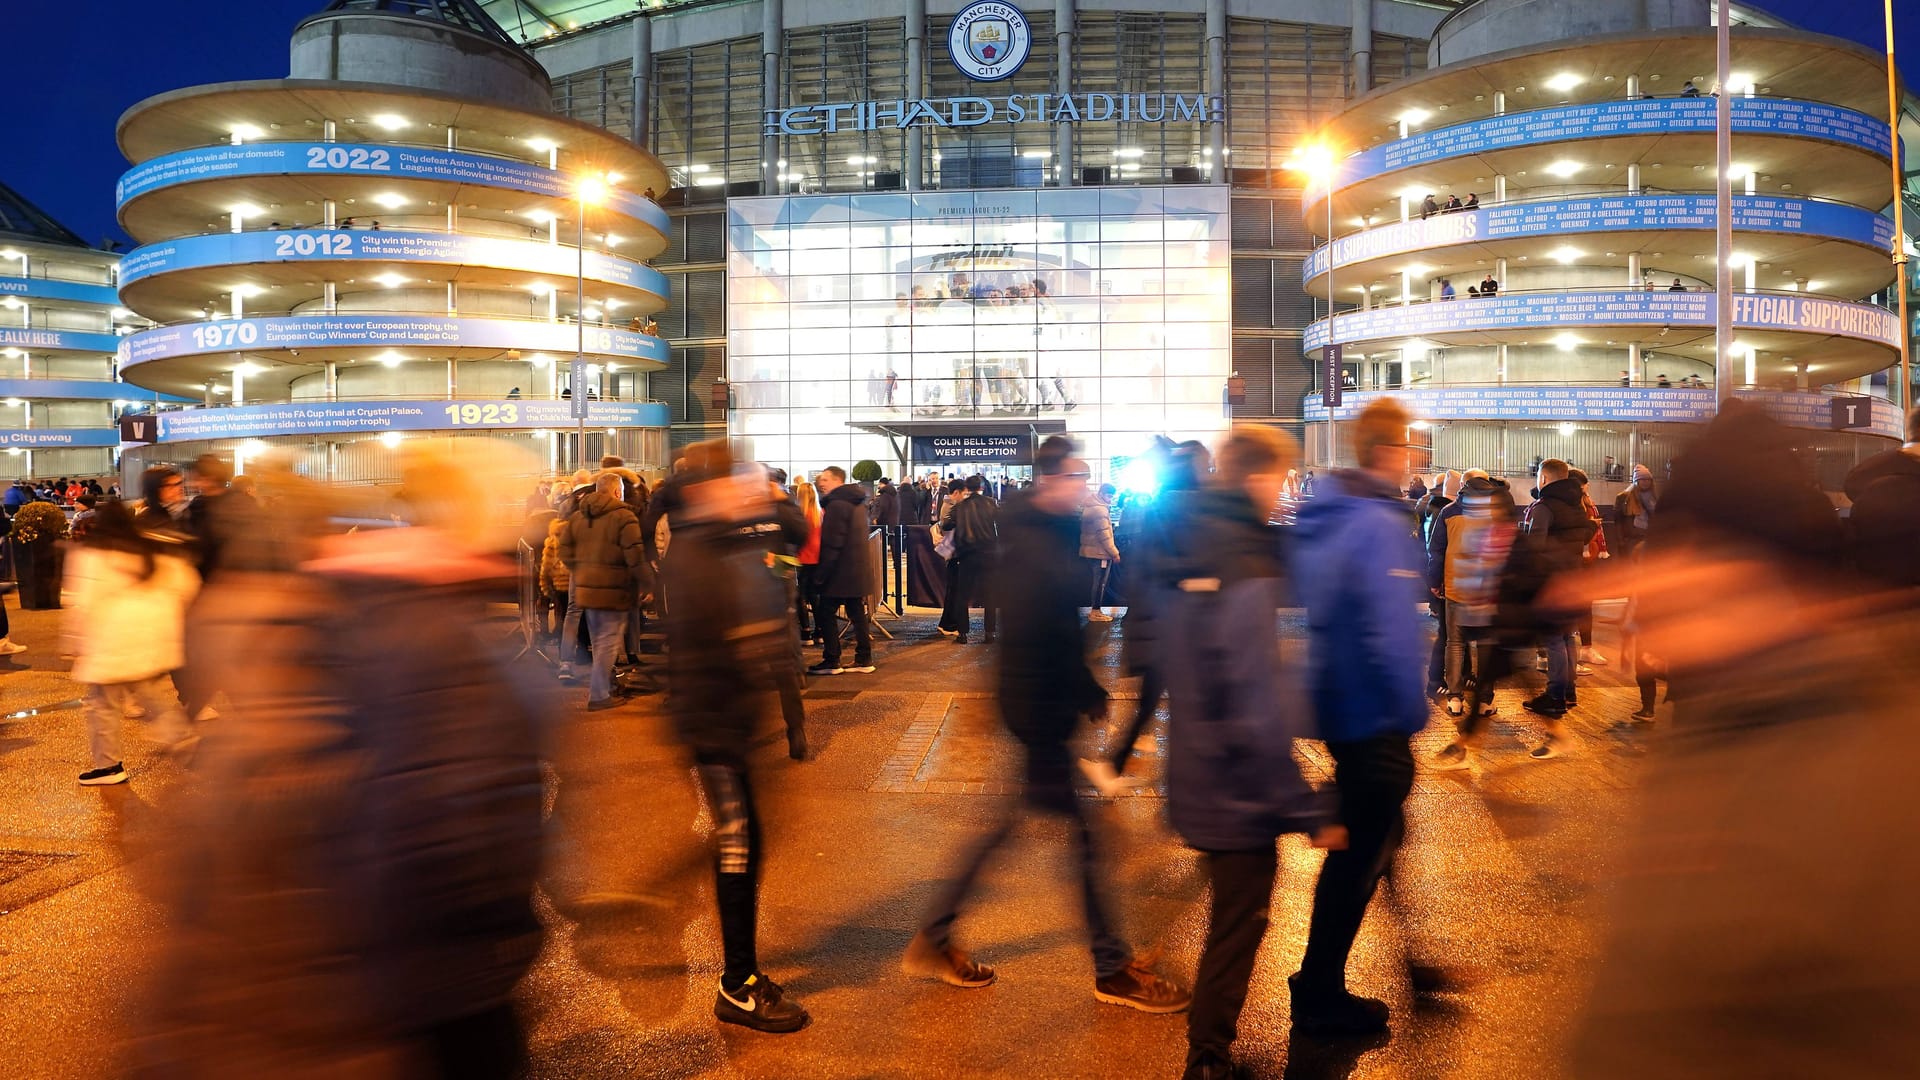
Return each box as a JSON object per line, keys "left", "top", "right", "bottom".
{"left": 1057, "top": 0, "right": 1076, "bottom": 183}
{"left": 325, "top": 360, "right": 338, "bottom": 402}
{"left": 323, "top": 199, "right": 337, "bottom": 227}
{"left": 1494, "top": 91, "right": 1506, "bottom": 116}
{"left": 631, "top": 15, "right": 653, "bottom": 148}
{"left": 1628, "top": 252, "right": 1641, "bottom": 285}
{"left": 1206, "top": 0, "right": 1226, "bottom": 171}
{"left": 323, "top": 119, "right": 336, "bottom": 142}
{"left": 446, "top": 282, "right": 458, "bottom": 316}
{"left": 231, "top": 367, "right": 245, "bottom": 406}
{"left": 1349, "top": 0, "right": 1372, "bottom": 97}
{"left": 905, "top": 0, "right": 925, "bottom": 190}
{"left": 762, "top": 0, "right": 782, "bottom": 193}
{"left": 1494, "top": 174, "right": 1507, "bottom": 203}
{"left": 447, "top": 359, "right": 457, "bottom": 399}
{"left": 1628, "top": 342, "right": 1642, "bottom": 383}
{"left": 1627, "top": 163, "right": 1641, "bottom": 194}
{"left": 323, "top": 281, "right": 337, "bottom": 314}
{"left": 1498, "top": 343, "right": 1509, "bottom": 385}
{"left": 1626, "top": 74, "right": 1639, "bottom": 98}
{"left": 1496, "top": 257, "right": 1508, "bottom": 285}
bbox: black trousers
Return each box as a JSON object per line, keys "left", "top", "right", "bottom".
{"left": 1188, "top": 846, "right": 1279, "bottom": 1067}
{"left": 1425, "top": 598, "right": 1447, "bottom": 691}
{"left": 1299, "top": 734, "right": 1415, "bottom": 991}
{"left": 817, "top": 595, "right": 872, "bottom": 666}
{"left": 942, "top": 554, "right": 996, "bottom": 638}
{"left": 423, "top": 1003, "right": 526, "bottom": 1080}
{"left": 694, "top": 755, "right": 763, "bottom": 986}
{"left": 1111, "top": 664, "right": 1165, "bottom": 774}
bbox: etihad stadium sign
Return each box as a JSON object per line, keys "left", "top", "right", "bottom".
{"left": 764, "top": 92, "right": 1223, "bottom": 136}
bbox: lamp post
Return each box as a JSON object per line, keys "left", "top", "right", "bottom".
{"left": 1289, "top": 142, "right": 1340, "bottom": 467}
{"left": 575, "top": 175, "right": 608, "bottom": 470}
{"left": 1887, "top": 0, "right": 1911, "bottom": 413}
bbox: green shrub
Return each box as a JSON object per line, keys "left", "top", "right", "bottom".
{"left": 9, "top": 502, "right": 68, "bottom": 544}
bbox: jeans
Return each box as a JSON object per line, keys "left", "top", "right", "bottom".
{"left": 1299, "top": 735, "right": 1415, "bottom": 992}
{"left": 694, "top": 754, "right": 763, "bottom": 986}
{"left": 84, "top": 675, "right": 193, "bottom": 769}
{"left": 585, "top": 608, "right": 629, "bottom": 702}
{"left": 559, "top": 585, "right": 585, "bottom": 665}
{"left": 1443, "top": 604, "right": 1492, "bottom": 697}
{"left": 817, "top": 596, "right": 872, "bottom": 667}
{"left": 920, "top": 736, "right": 1132, "bottom": 979}
{"left": 1086, "top": 558, "right": 1111, "bottom": 611}
{"left": 1426, "top": 597, "right": 1448, "bottom": 691}
{"left": 1188, "top": 847, "right": 1279, "bottom": 1067}
{"left": 1544, "top": 629, "right": 1577, "bottom": 705}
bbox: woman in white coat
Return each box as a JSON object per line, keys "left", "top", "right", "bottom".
{"left": 63, "top": 499, "right": 201, "bottom": 785}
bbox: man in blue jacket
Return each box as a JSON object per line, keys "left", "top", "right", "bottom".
{"left": 1288, "top": 397, "right": 1430, "bottom": 1036}
{"left": 1162, "top": 427, "right": 1332, "bottom": 1080}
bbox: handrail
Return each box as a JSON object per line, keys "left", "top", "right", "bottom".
{"left": 1317, "top": 281, "right": 1872, "bottom": 311}
{"left": 126, "top": 394, "right": 669, "bottom": 409}
{"left": 121, "top": 222, "right": 644, "bottom": 256}
{"left": 129, "top": 136, "right": 662, "bottom": 197}
{"left": 123, "top": 308, "right": 662, "bottom": 334}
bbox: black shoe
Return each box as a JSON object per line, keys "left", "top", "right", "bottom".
{"left": 1523, "top": 696, "right": 1566, "bottom": 719}
{"left": 954, "top": 635, "right": 969, "bottom": 645}
{"left": 1288, "top": 974, "right": 1389, "bottom": 1036}
{"left": 587, "top": 697, "right": 621, "bottom": 711}
{"left": 78, "top": 763, "right": 128, "bottom": 786}
{"left": 806, "top": 662, "right": 844, "bottom": 676}
{"left": 787, "top": 730, "right": 809, "bottom": 762}
{"left": 1629, "top": 707, "right": 1657, "bottom": 722}
{"left": 1182, "top": 1052, "right": 1250, "bottom": 1080}
{"left": 714, "top": 973, "right": 809, "bottom": 1033}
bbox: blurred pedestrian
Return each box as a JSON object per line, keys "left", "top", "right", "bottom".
{"left": 559, "top": 473, "right": 647, "bottom": 709}
{"left": 903, "top": 439, "right": 1190, "bottom": 1014}
{"left": 63, "top": 500, "right": 200, "bottom": 786}
{"left": 1164, "top": 428, "right": 1333, "bottom": 1079}
{"left": 1430, "top": 475, "right": 1521, "bottom": 769}
{"left": 135, "top": 464, "right": 188, "bottom": 535}
{"left": 1614, "top": 463, "right": 1659, "bottom": 560}
{"left": 810, "top": 466, "right": 876, "bottom": 675}
{"left": 1426, "top": 468, "right": 1498, "bottom": 720}
{"left": 1842, "top": 406, "right": 1920, "bottom": 591}
{"left": 1516, "top": 458, "right": 1597, "bottom": 751}
{"left": 1570, "top": 468, "right": 1610, "bottom": 671}
{"left": 1079, "top": 483, "right": 1121, "bottom": 622}
{"left": 1288, "top": 397, "right": 1428, "bottom": 1036}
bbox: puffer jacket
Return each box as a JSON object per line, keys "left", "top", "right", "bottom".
{"left": 63, "top": 542, "right": 201, "bottom": 685}
{"left": 559, "top": 491, "right": 645, "bottom": 610}
{"left": 1161, "top": 488, "right": 1329, "bottom": 850}
{"left": 135, "top": 528, "right": 545, "bottom": 1075}
{"left": 816, "top": 482, "right": 873, "bottom": 597}
{"left": 539, "top": 518, "right": 571, "bottom": 598}
{"left": 1289, "top": 470, "right": 1431, "bottom": 743}
{"left": 1078, "top": 500, "right": 1119, "bottom": 561}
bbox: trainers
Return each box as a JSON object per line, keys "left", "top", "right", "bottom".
{"left": 901, "top": 932, "right": 996, "bottom": 988}
{"left": 78, "top": 763, "right": 128, "bottom": 786}
{"left": 1477, "top": 699, "right": 1498, "bottom": 718}
{"left": 1629, "top": 707, "right": 1657, "bottom": 722}
{"left": 1182, "top": 1053, "right": 1251, "bottom": 1080}
{"left": 1581, "top": 648, "right": 1608, "bottom": 665}
{"left": 844, "top": 661, "right": 876, "bottom": 674}
{"left": 713, "top": 973, "right": 809, "bottom": 1033}
{"left": 806, "top": 662, "right": 844, "bottom": 677}
{"left": 1529, "top": 734, "right": 1566, "bottom": 760}
{"left": 1094, "top": 961, "right": 1191, "bottom": 1013}
{"left": 1575, "top": 664, "right": 1594, "bottom": 677}
{"left": 0, "top": 639, "right": 26, "bottom": 656}
{"left": 1078, "top": 757, "right": 1140, "bottom": 797}
{"left": 1088, "top": 610, "right": 1113, "bottom": 623}
{"left": 556, "top": 663, "right": 577, "bottom": 682}
{"left": 1287, "top": 974, "right": 1389, "bottom": 1036}
{"left": 1523, "top": 696, "right": 1566, "bottom": 720}
{"left": 1430, "top": 744, "right": 1470, "bottom": 772}
{"left": 1444, "top": 695, "right": 1463, "bottom": 718}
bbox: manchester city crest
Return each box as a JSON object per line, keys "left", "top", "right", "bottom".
{"left": 948, "top": 1, "right": 1032, "bottom": 83}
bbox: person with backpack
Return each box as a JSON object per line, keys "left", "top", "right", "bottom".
{"left": 1162, "top": 427, "right": 1333, "bottom": 1080}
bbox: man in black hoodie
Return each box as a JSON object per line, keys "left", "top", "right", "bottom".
{"left": 811, "top": 466, "right": 875, "bottom": 675}
{"left": 1517, "top": 458, "right": 1597, "bottom": 755}
{"left": 1843, "top": 407, "right": 1920, "bottom": 591}
{"left": 901, "top": 439, "right": 1190, "bottom": 1015}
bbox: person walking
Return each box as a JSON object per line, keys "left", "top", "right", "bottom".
{"left": 902, "top": 439, "right": 1189, "bottom": 1015}
{"left": 1164, "top": 428, "right": 1333, "bottom": 1079}
{"left": 1515, "top": 458, "right": 1598, "bottom": 754}
{"left": 810, "top": 466, "right": 875, "bottom": 675}
{"left": 63, "top": 500, "right": 201, "bottom": 785}
{"left": 1614, "top": 464, "right": 1659, "bottom": 561}
{"left": 559, "top": 473, "right": 648, "bottom": 709}
{"left": 1843, "top": 407, "right": 1920, "bottom": 588}
{"left": 1288, "top": 397, "right": 1429, "bottom": 1036}
{"left": 1079, "top": 483, "right": 1121, "bottom": 622}
{"left": 793, "top": 479, "right": 823, "bottom": 645}
{"left": 1570, "top": 469, "right": 1610, "bottom": 671}
{"left": 1430, "top": 476, "right": 1522, "bottom": 770}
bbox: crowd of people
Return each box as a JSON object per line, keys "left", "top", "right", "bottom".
{"left": 24, "top": 390, "right": 1920, "bottom": 1077}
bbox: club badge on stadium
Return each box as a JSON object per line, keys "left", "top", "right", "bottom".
{"left": 948, "top": 1, "right": 1032, "bottom": 82}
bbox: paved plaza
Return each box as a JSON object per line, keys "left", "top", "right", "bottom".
{"left": 0, "top": 598, "right": 1659, "bottom": 1079}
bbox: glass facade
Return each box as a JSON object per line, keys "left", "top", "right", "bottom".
{"left": 725, "top": 185, "right": 1231, "bottom": 476}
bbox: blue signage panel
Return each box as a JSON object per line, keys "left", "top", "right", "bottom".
{"left": 910, "top": 433, "right": 1032, "bottom": 463}
{"left": 115, "top": 143, "right": 669, "bottom": 235}
{"left": 117, "top": 315, "right": 672, "bottom": 368}
{"left": 0, "top": 326, "right": 122, "bottom": 354}
{"left": 152, "top": 398, "right": 671, "bottom": 443}
{"left": 0, "top": 427, "right": 121, "bottom": 449}
{"left": 1303, "top": 386, "right": 1905, "bottom": 440}
{"left": 1304, "top": 290, "right": 1901, "bottom": 351}
{"left": 0, "top": 275, "right": 119, "bottom": 307}
{"left": 1327, "top": 98, "right": 1891, "bottom": 191}
{"left": 0, "top": 378, "right": 192, "bottom": 403}
{"left": 119, "top": 230, "right": 668, "bottom": 296}
{"left": 1305, "top": 195, "right": 1895, "bottom": 281}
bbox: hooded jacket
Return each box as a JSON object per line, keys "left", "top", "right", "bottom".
{"left": 1844, "top": 447, "right": 1920, "bottom": 589}
{"left": 63, "top": 541, "right": 201, "bottom": 685}
{"left": 1522, "top": 477, "right": 1598, "bottom": 578}
{"left": 1160, "top": 488, "right": 1329, "bottom": 849}
{"left": 539, "top": 517, "right": 572, "bottom": 598}
{"left": 559, "top": 491, "right": 645, "bottom": 610}
{"left": 1289, "top": 470, "right": 1431, "bottom": 743}
{"left": 996, "top": 488, "right": 1107, "bottom": 738}
{"left": 815, "top": 481, "right": 873, "bottom": 597}
{"left": 872, "top": 481, "right": 900, "bottom": 527}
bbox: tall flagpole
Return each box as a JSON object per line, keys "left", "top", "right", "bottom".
{"left": 1887, "top": 0, "right": 1911, "bottom": 413}
{"left": 1714, "top": 0, "right": 1734, "bottom": 409}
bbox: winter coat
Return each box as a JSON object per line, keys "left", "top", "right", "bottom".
{"left": 559, "top": 491, "right": 645, "bottom": 610}
{"left": 1614, "top": 483, "right": 1659, "bottom": 546}
{"left": 1844, "top": 447, "right": 1920, "bottom": 588}
{"left": 952, "top": 492, "right": 999, "bottom": 559}
{"left": 816, "top": 482, "right": 873, "bottom": 597}
{"left": 187, "top": 489, "right": 260, "bottom": 580}
{"left": 1289, "top": 471, "right": 1431, "bottom": 743}
{"left": 996, "top": 490, "right": 1107, "bottom": 739}
{"left": 604, "top": 466, "right": 650, "bottom": 524}
{"left": 1161, "top": 488, "right": 1329, "bottom": 850}
{"left": 136, "top": 529, "right": 544, "bottom": 1075}
{"left": 63, "top": 543, "right": 201, "bottom": 685}
{"left": 1078, "top": 500, "right": 1120, "bottom": 561}
{"left": 539, "top": 518, "right": 572, "bottom": 597}
{"left": 1522, "top": 477, "right": 1598, "bottom": 579}
{"left": 873, "top": 482, "right": 901, "bottom": 527}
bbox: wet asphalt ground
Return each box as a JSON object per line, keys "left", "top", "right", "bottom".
{"left": 0, "top": 596, "right": 1659, "bottom": 1079}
